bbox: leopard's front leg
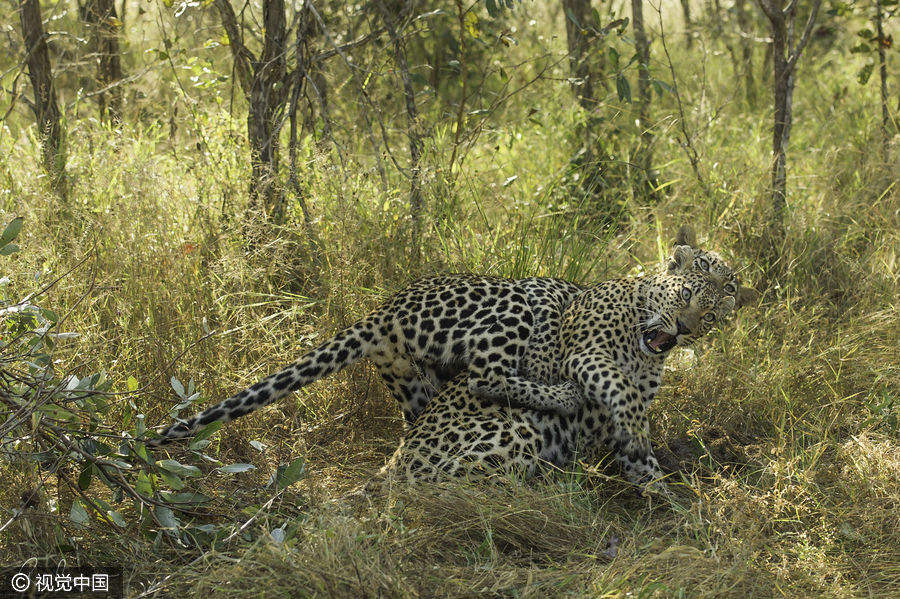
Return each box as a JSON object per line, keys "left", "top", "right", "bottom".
{"left": 563, "top": 351, "right": 665, "bottom": 491}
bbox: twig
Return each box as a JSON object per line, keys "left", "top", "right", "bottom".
{"left": 448, "top": 0, "right": 473, "bottom": 177}
{"left": 653, "top": 1, "right": 709, "bottom": 195}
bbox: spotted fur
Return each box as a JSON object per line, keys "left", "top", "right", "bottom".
{"left": 377, "top": 255, "right": 741, "bottom": 492}
{"left": 146, "top": 226, "right": 755, "bottom": 459}
{"left": 147, "top": 275, "right": 586, "bottom": 447}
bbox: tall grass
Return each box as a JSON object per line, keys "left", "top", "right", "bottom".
{"left": 2, "top": 3, "right": 900, "bottom": 597}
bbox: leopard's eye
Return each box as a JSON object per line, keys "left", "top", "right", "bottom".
{"left": 703, "top": 312, "right": 716, "bottom": 323}
{"left": 681, "top": 287, "right": 692, "bottom": 303}
{"left": 697, "top": 257, "right": 710, "bottom": 272}
{"left": 724, "top": 283, "right": 737, "bottom": 296}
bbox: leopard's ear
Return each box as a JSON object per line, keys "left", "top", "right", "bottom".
{"left": 720, "top": 296, "right": 736, "bottom": 314}
{"left": 735, "top": 286, "right": 760, "bottom": 309}
{"left": 669, "top": 245, "right": 694, "bottom": 273}
{"left": 675, "top": 224, "right": 698, "bottom": 249}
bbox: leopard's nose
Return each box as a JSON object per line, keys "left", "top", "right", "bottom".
{"left": 676, "top": 319, "right": 691, "bottom": 336}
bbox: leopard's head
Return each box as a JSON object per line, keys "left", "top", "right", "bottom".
{"left": 665, "top": 224, "right": 759, "bottom": 309}
{"left": 641, "top": 257, "right": 736, "bottom": 356}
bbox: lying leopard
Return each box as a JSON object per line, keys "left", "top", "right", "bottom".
{"left": 145, "top": 225, "right": 750, "bottom": 449}
{"left": 377, "top": 246, "right": 755, "bottom": 492}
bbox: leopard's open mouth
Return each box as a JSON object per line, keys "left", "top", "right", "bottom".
{"left": 642, "top": 329, "right": 677, "bottom": 354}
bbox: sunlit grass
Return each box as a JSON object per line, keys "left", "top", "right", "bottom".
{"left": 2, "top": 3, "right": 900, "bottom": 597}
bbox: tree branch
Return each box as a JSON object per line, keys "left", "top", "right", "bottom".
{"left": 757, "top": 0, "right": 779, "bottom": 21}
{"left": 783, "top": 0, "right": 800, "bottom": 17}
{"left": 214, "top": 0, "right": 256, "bottom": 98}
{"left": 785, "top": 0, "right": 821, "bottom": 76}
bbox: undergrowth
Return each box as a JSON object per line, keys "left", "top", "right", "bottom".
{"left": 2, "top": 3, "right": 900, "bottom": 598}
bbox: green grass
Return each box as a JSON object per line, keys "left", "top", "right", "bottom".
{"left": 2, "top": 2, "right": 900, "bottom": 597}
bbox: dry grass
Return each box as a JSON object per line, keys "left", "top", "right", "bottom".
{"left": 3, "top": 6, "right": 900, "bottom": 596}
{"left": 5, "top": 137, "right": 900, "bottom": 597}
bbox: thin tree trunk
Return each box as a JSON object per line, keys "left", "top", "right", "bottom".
{"left": 563, "top": 0, "right": 603, "bottom": 189}
{"left": 758, "top": 0, "right": 820, "bottom": 286}
{"left": 215, "top": 0, "right": 288, "bottom": 222}
{"left": 735, "top": 0, "right": 756, "bottom": 106}
{"left": 287, "top": 0, "right": 315, "bottom": 229}
{"left": 250, "top": 0, "right": 287, "bottom": 221}
{"left": 83, "top": 0, "right": 123, "bottom": 123}
{"left": 373, "top": 0, "right": 424, "bottom": 246}
{"left": 631, "top": 0, "right": 653, "bottom": 188}
{"left": 18, "top": 0, "right": 66, "bottom": 199}
{"left": 875, "top": 0, "right": 889, "bottom": 158}
{"left": 770, "top": 9, "right": 789, "bottom": 214}
{"left": 679, "top": 0, "right": 693, "bottom": 47}
{"left": 759, "top": 0, "right": 821, "bottom": 217}
{"left": 563, "top": 0, "right": 595, "bottom": 109}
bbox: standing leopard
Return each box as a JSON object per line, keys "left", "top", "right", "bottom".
{"left": 377, "top": 247, "right": 755, "bottom": 492}
{"left": 145, "top": 226, "right": 751, "bottom": 449}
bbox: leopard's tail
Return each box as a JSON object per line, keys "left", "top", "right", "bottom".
{"left": 145, "top": 318, "right": 380, "bottom": 447}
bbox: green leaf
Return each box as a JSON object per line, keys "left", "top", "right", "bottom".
{"left": 189, "top": 420, "right": 222, "bottom": 449}
{"left": 0, "top": 217, "right": 23, "bottom": 248}
{"left": 160, "top": 492, "right": 211, "bottom": 505}
{"left": 827, "top": 1, "right": 854, "bottom": 15}
{"left": 609, "top": 47, "right": 620, "bottom": 70}
{"left": 485, "top": 0, "right": 499, "bottom": 18}
{"left": 652, "top": 79, "right": 675, "bottom": 98}
{"left": 410, "top": 73, "right": 431, "bottom": 88}
{"left": 170, "top": 376, "right": 185, "bottom": 398}
{"left": 850, "top": 43, "right": 872, "bottom": 54}
{"left": 70, "top": 499, "right": 90, "bottom": 525}
{"left": 158, "top": 459, "right": 202, "bottom": 477}
{"left": 277, "top": 457, "right": 307, "bottom": 490}
{"left": 592, "top": 8, "right": 602, "bottom": 30}
{"left": 616, "top": 74, "right": 632, "bottom": 103}
{"left": 500, "top": 67, "right": 508, "bottom": 83}
{"left": 0, "top": 243, "right": 19, "bottom": 256}
{"left": 856, "top": 29, "right": 874, "bottom": 40}
{"left": 136, "top": 469, "right": 153, "bottom": 496}
{"left": 107, "top": 510, "right": 126, "bottom": 527}
{"left": 464, "top": 11, "right": 480, "bottom": 38}
{"left": 78, "top": 464, "right": 93, "bottom": 490}
{"left": 565, "top": 7, "right": 580, "bottom": 28}
{"left": 158, "top": 470, "right": 184, "bottom": 490}
{"left": 218, "top": 463, "right": 257, "bottom": 473}
{"left": 857, "top": 63, "right": 874, "bottom": 85}
{"left": 127, "top": 376, "right": 139, "bottom": 392}
{"left": 155, "top": 505, "right": 180, "bottom": 531}
{"left": 623, "top": 51, "right": 641, "bottom": 71}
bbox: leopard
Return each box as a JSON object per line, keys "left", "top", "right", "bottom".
{"left": 146, "top": 274, "right": 586, "bottom": 447}
{"left": 145, "top": 225, "right": 753, "bottom": 450}
{"left": 375, "top": 246, "right": 755, "bottom": 493}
